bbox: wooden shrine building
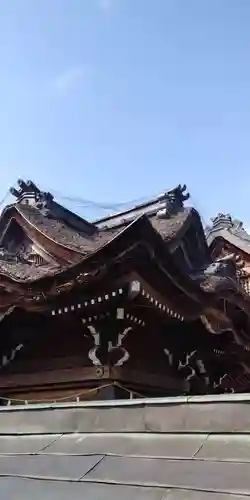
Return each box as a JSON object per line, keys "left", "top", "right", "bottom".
{"left": 0, "top": 180, "right": 250, "bottom": 404}
{"left": 206, "top": 213, "right": 250, "bottom": 295}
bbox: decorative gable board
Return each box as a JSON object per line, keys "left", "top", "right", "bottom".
{"left": 0, "top": 218, "right": 57, "bottom": 267}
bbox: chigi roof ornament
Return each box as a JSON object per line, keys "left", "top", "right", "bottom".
{"left": 10, "top": 179, "right": 54, "bottom": 210}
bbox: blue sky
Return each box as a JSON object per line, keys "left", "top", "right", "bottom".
{"left": 0, "top": 0, "right": 249, "bottom": 224}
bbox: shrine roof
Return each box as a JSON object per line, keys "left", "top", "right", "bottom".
{"left": 0, "top": 209, "right": 195, "bottom": 285}
{"left": 0, "top": 394, "right": 249, "bottom": 498}
{"left": 0, "top": 180, "right": 201, "bottom": 284}
{"left": 16, "top": 202, "right": 194, "bottom": 255}
{"left": 16, "top": 203, "right": 118, "bottom": 255}
{"left": 206, "top": 212, "right": 250, "bottom": 256}
{"left": 1, "top": 181, "right": 197, "bottom": 257}
{"left": 0, "top": 179, "right": 249, "bottom": 320}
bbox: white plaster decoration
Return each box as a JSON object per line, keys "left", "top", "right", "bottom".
{"left": 116, "top": 308, "right": 125, "bottom": 319}
{"left": 185, "top": 366, "right": 196, "bottom": 381}
{"left": 213, "top": 373, "right": 227, "bottom": 389}
{"left": 200, "top": 315, "right": 216, "bottom": 333}
{"left": 51, "top": 286, "right": 125, "bottom": 316}
{"left": 87, "top": 325, "right": 102, "bottom": 366}
{"left": 214, "top": 348, "right": 224, "bottom": 355}
{"left": 125, "top": 313, "right": 145, "bottom": 326}
{"left": 164, "top": 348, "right": 173, "bottom": 366}
{"left": 200, "top": 315, "right": 233, "bottom": 336}
{"left": 177, "top": 350, "right": 197, "bottom": 382}
{"left": 115, "top": 350, "right": 130, "bottom": 366}
{"left": 164, "top": 348, "right": 210, "bottom": 386}
{"left": 140, "top": 288, "right": 184, "bottom": 321}
{"left": 109, "top": 326, "right": 132, "bottom": 367}
{"left": 117, "top": 326, "right": 132, "bottom": 345}
{"left": 164, "top": 348, "right": 198, "bottom": 382}
{"left": 81, "top": 312, "right": 109, "bottom": 326}
{"left": 196, "top": 359, "right": 210, "bottom": 386}
{"left": 1, "top": 343, "right": 23, "bottom": 369}
{"left": 129, "top": 281, "right": 141, "bottom": 298}
{"left": 87, "top": 323, "right": 132, "bottom": 367}
{"left": 178, "top": 350, "right": 197, "bottom": 370}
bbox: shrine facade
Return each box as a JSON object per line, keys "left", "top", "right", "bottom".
{"left": 0, "top": 180, "right": 250, "bottom": 404}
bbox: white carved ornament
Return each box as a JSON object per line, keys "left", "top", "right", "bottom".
{"left": 164, "top": 348, "right": 233, "bottom": 391}
{"left": 213, "top": 373, "right": 227, "bottom": 389}
{"left": 87, "top": 325, "right": 131, "bottom": 366}
{"left": 164, "top": 348, "right": 210, "bottom": 385}
{"left": 0, "top": 344, "right": 23, "bottom": 369}
{"left": 178, "top": 350, "right": 197, "bottom": 382}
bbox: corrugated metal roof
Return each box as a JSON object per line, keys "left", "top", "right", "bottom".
{"left": 0, "top": 395, "right": 250, "bottom": 498}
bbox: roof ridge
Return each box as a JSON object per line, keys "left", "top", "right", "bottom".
{"left": 94, "top": 184, "right": 190, "bottom": 230}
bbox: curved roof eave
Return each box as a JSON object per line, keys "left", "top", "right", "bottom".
{"left": 208, "top": 229, "right": 250, "bottom": 256}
